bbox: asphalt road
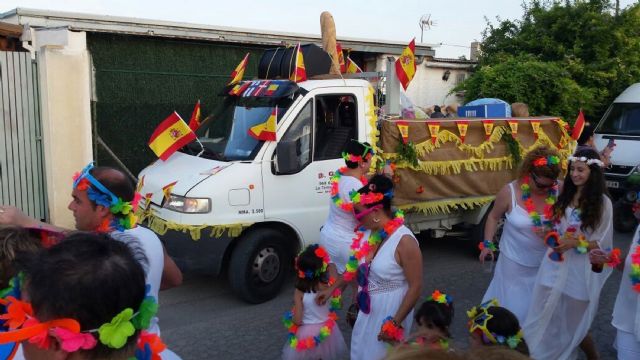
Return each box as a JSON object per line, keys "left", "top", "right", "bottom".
{"left": 157, "top": 229, "right": 636, "bottom": 360}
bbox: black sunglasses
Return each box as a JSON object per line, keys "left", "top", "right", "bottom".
{"left": 531, "top": 172, "right": 557, "bottom": 189}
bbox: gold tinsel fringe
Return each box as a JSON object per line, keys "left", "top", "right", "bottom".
{"left": 137, "top": 210, "right": 251, "bottom": 241}
{"left": 398, "top": 196, "right": 496, "bottom": 215}
{"left": 385, "top": 155, "right": 514, "bottom": 175}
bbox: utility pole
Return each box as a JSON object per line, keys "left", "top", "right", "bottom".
{"left": 615, "top": 0, "right": 620, "bottom": 17}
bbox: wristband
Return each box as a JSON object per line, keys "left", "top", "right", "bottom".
{"left": 478, "top": 240, "right": 497, "bottom": 252}
{"left": 381, "top": 316, "right": 404, "bottom": 342}
{"left": 606, "top": 248, "right": 622, "bottom": 268}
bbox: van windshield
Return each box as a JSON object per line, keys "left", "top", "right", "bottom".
{"left": 596, "top": 103, "right": 640, "bottom": 136}
{"left": 181, "top": 80, "right": 300, "bottom": 161}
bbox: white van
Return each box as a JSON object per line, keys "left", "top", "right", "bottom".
{"left": 593, "top": 82, "right": 640, "bottom": 231}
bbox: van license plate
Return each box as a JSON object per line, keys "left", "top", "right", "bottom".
{"left": 606, "top": 181, "right": 619, "bottom": 189}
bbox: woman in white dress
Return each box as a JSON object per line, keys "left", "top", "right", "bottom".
{"left": 479, "top": 146, "right": 561, "bottom": 324}
{"left": 590, "top": 195, "right": 640, "bottom": 360}
{"left": 319, "top": 139, "right": 373, "bottom": 279}
{"left": 348, "top": 175, "right": 423, "bottom": 360}
{"left": 523, "top": 148, "right": 613, "bottom": 360}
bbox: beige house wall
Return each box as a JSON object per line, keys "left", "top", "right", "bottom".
{"left": 35, "top": 29, "right": 92, "bottom": 228}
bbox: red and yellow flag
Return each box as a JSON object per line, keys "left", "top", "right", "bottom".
{"left": 571, "top": 110, "right": 586, "bottom": 140}
{"left": 248, "top": 107, "right": 277, "bottom": 141}
{"left": 336, "top": 42, "right": 346, "bottom": 73}
{"left": 427, "top": 121, "right": 440, "bottom": 144}
{"left": 530, "top": 120, "right": 541, "bottom": 139}
{"left": 346, "top": 56, "right": 363, "bottom": 74}
{"left": 148, "top": 112, "right": 196, "bottom": 161}
{"left": 188, "top": 100, "right": 201, "bottom": 131}
{"left": 162, "top": 181, "right": 177, "bottom": 203}
{"left": 395, "top": 39, "right": 416, "bottom": 90}
{"left": 289, "top": 44, "right": 307, "bottom": 83}
{"left": 508, "top": 120, "right": 519, "bottom": 139}
{"left": 229, "top": 82, "right": 250, "bottom": 96}
{"left": 228, "top": 53, "right": 250, "bottom": 85}
{"left": 482, "top": 120, "right": 494, "bottom": 141}
{"left": 456, "top": 120, "right": 469, "bottom": 143}
{"left": 396, "top": 121, "right": 409, "bottom": 144}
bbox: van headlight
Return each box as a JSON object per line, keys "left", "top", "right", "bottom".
{"left": 164, "top": 195, "right": 211, "bottom": 213}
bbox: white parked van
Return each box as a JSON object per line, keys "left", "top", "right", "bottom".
{"left": 594, "top": 82, "right": 640, "bottom": 231}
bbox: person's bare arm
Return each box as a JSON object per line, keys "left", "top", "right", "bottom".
{"left": 292, "top": 289, "right": 304, "bottom": 325}
{"left": 392, "top": 235, "right": 423, "bottom": 324}
{"left": 480, "top": 184, "right": 511, "bottom": 262}
{"left": 0, "top": 205, "right": 69, "bottom": 233}
{"left": 160, "top": 246, "right": 183, "bottom": 290}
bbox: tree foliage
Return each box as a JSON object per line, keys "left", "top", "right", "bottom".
{"left": 456, "top": 0, "right": 640, "bottom": 122}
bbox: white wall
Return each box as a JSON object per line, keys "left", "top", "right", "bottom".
{"left": 35, "top": 28, "right": 93, "bottom": 228}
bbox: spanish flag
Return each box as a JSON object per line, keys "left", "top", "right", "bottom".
{"left": 148, "top": 112, "right": 196, "bottom": 161}
{"left": 248, "top": 107, "right": 277, "bottom": 141}
{"left": 228, "top": 53, "right": 250, "bottom": 85}
{"left": 395, "top": 39, "right": 416, "bottom": 90}
{"left": 571, "top": 109, "right": 586, "bottom": 140}
{"left": 346, "top": 56, "right": 363, "bottom": 74}
{"left": 162, "top": 181, "right": 177, "bottom": 203}
{"left": 289, "top": 43, "right": 307, "bottom": 83}
{"left": 188, "top": 100, "right": 201, "bottom": 131}
{"left": 336, "top": 42, "right": 346, "bottom": 73}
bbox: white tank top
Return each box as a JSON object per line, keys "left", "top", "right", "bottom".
{"left": 301, "top": 292, "right": 331, "bottom": 325}
{"left": 498, "top": 182, "right": 549, "bottom": 267}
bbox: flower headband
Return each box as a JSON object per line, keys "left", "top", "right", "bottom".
{"left": 296, "top": 245, "right": 330, "bottom": 280}
{"left": 0, "top": 286, "right": 158, "bottom": 352}
{"left": 567, "top": 155, "right": 605, "bottom": 167}
{"left": 341, "top": 142, "right": 374, "bottom": 163}
{"left": 467, "top": 299, "right": 523, "bottom": 350}
{"left": 349, "top": 185, "right": 394, "bottom": 206}
{"left": 533, "top": 155, "right": 560, "bottom": 167}
{"left": 427, "top": 290, "right": 452, "bottom": 306}
{"left": 73, "top": 163, "right": 141, "bottom": 231}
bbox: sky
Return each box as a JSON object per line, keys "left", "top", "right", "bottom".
{"left": 1, "top": 0, "right": 637, "bottom": 58}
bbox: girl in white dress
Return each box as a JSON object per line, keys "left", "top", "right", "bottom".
{"left": 347, "top": 175, "right": 423, "bottom": 360}
{"left": 282, "top": 244, "right": 347, "bottom": 360}
{"left": 523, "top": 148, "right": 613, "bottom": 360}
{"left": 479, "top": 146, "right": 561, "bottom": 324}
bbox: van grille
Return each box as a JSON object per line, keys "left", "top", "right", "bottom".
{"left": 605, "top": 165, "right": 635, "bottom": 176}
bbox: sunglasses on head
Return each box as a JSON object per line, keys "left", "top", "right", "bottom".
{"left": 354, "top": 204, "right": 382, "bottom": 221}
{"left": 531, "top": 172, "right": 557, "bottom": 189}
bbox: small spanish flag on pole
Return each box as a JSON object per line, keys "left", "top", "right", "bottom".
{"left": 148, "top": 112, "right": 197, "bottom": 161}
{"left": 188, "top": 100, "right": 201, "bottom": 131}
{"left": 162, "top": 181, "right": 177, "bottom": 203}
{"left": 228, "top": 53, "right": 250, "bottom": 85}
{"left": 395, "top": 39, "right": 416, "bottom": 90}
{"left": 346, "top": 56, "right": 363, "bottom": 74}
{"left": 336, "top": 42, "right": 346, "bottom": 73}
{"left": 571, "top": 109, "right": 586, "bottom": 140}
{"left": 289, "top": 43, "right": 307, "bottom": 83}
{"left": 248, "top": 107, "right": 277, "bottom": 141}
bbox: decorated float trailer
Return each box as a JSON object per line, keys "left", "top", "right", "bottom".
{"left": 135, "top": 52, "right": 575, "bottom": 303}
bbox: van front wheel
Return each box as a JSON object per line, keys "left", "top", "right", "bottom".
{"left": 228, "top": 228, "right": 289, "bottom": 304}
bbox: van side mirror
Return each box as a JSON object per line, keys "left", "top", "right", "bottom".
{"left": 275, "top": 141, "right": 300, "bottom": 175}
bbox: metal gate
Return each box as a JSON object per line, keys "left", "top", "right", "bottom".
{"left": 0, "top": 50, "right": 47, "bottom": 220}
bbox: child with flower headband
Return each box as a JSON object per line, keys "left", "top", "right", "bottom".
{"left": 523, "top": 147, "right": 612, "bottom": 360}
{"left": 467, "top": 299, "right": 529, "bottom": 356}
{"left": 0, "top": 232, "right": 168, "bottom": 359}
{"left": 405, "top": 290, "right": 454, "bottom": 351}
{"left": 320, "top": 139, "right": 374, "bottom": 282}
{"left": 0, "top": 226, "right": 43, "bottom": 360}
{"left": 282, "top": 244, "right": 347, "bottom": 360}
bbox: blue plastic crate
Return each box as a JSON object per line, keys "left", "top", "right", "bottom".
{"left": 457, "top": 103, "right": 509, "bottom": 118}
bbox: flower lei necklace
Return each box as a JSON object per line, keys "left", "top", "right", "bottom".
{"left": 630, "top": 233, "right": 640, "bottom": 293}
{"left": 330, "top": 167, "right": 367, "bottom": 212}
{"left": 520, "top": 176, "right": 557, "bottom": 234}
{"left": 282, "top": 290, "right": 341, "bottom": 351}
{"left": 344, "top": 210, "right": 405, "bottom": 282}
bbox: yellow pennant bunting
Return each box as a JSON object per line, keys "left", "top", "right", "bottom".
{"left": 508, "top": 120, "right": 518, "bottom": 138}
{"left": 427, "top": 121, "right": 440, "bottom": 144}
{"left": 530, "top": 120, "right": 541, "bottom": 139}
{"left": 482, "top": 120, "right": 494, "bottom": 141}
{"left": 456, "top": 120, "right": 469, "bottom": 143}
{"left": 396, "top": 121, "right": 410, "bottom": 144}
